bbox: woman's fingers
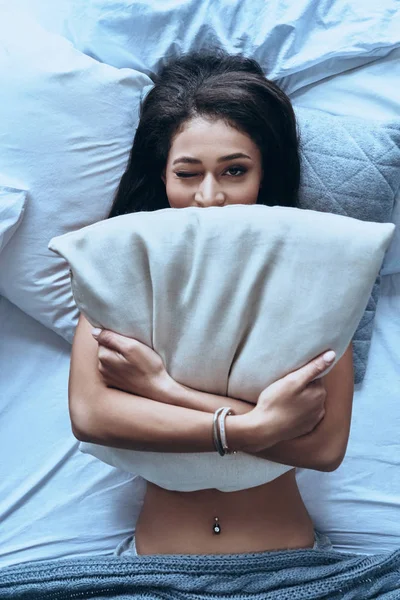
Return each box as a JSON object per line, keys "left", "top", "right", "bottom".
{"left": 92, "top": 328, "right": 137, "bottom": 356}
{"left": 98, "top": 343, "right": 118, "bottom": 363}
{"left": 93, "top": 328, "right": 171, "bottom": 399}
{"left": 287, "top": 350, "right": 336, "bottom": 389}
{"left": 97, "top": 345, "right": 128, "bottom": 388}
{"left": 97, "top": 345, "right": 120, "bottom": 378}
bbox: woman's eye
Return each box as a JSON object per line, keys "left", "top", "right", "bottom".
{"left": 175, "top": 172, "right": 197, "bottom": 178}
{"left": 174, "top": 166, "right": 247, "bottom": 179}
{"left": 225, "top": 166, "right": 246, "bottom": 177}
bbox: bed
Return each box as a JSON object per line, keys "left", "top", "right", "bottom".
{"left": 0, "top": 0, "right": 399, "bottom": 578}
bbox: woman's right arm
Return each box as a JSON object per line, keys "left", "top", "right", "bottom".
{"left": 69, "top": 315, "right": 266, "bottom": 453}
{"left": 70, "top": 316, "right": 328, "bottom": 458}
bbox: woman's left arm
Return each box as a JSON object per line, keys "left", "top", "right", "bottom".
{"left": 256, "top": 344, "right": 354, "bottom": 471}
{"left": 170, "top": 343, "right": 353, "bottom": 471}
{"left": 95, "top": 330, "right": 353, "bottom": 471}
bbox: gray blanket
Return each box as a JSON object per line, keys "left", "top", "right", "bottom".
{"left": 1, "top": 547, "right": 400, "bottom": 599}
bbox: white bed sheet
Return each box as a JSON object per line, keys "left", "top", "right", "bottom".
{"left": 0, "top": 296, "right": 146, "bottom": 568}
{"left": 297, "top": 273, "right": 400, "bottom": 555}
{"left": 1, "top": 269, "right": 399, "bottom": 565}
{"left": 292, "top": 56, "right": 400, "bottom": 553}
{"left": 0, "top": 14, "right": 399, "bottom": 566}
{"left": 292, "top": 52, "right": 400, "bottom": 553}
{"left": 2, "top": 269, "right": 399, "bottom": 564}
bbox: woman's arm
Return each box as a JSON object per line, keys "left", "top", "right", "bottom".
{"left": 70, "top": 315, "right": 270, "bottom": 452}
{"left": 93, "top": 328, "right": 353, "bottom": 471}
{"left": 70, "top": 316, "right": 328, "bottom": 460}
{"left": 256, "top": 344, "right": 354, "bottom": 471}
{"left": 152, "top": 343, "right": 354, "bottom": 471}
{"left": 91, "top": 326, "right": 256, "bottom": 416}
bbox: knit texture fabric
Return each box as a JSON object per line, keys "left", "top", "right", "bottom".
{"left": 1, "top": 548, "right": 400, "bottom": 599}
{"left": 296, "top": 111, "right": 400, "bottom": 384}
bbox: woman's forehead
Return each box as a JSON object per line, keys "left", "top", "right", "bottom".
{"left": 168, "top": 117, "right": 260, "bottom": 161}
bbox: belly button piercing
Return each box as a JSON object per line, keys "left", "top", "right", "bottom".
{"left": 213, "top": 517, "right": 221, "bottom": 534}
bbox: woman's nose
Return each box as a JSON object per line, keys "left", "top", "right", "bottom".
{"left": 194, "top": 175, "right": 225, "bottom": 207}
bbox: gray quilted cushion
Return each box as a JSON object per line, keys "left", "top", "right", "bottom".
{"left": 296, "top": 108, "right": 400, "bottom": 383}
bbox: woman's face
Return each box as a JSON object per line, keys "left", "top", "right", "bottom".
{"left": 163, "top": 117, "right": 263, "bottom": 208}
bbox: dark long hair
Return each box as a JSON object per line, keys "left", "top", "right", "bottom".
{"left": 109, "top": 49, "right": 300, "bottom": 217}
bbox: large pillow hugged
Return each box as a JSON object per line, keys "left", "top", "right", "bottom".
{"left": 50, "top": 205, "right": 395, "bottom": 492}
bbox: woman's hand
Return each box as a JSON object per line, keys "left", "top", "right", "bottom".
{"left": 92, "top": 328, "right": 177, "bottom": 402}
{"left": 235, "top": 351, "right": 336, "bottom": 453}
{"left": 91, "top": 328, "right": 257, "bottom": 415}
{"left": 92, "top": 327, "right": 336, "bottom": 454}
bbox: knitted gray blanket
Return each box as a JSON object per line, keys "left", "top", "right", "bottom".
{"left": 1, "top": 548, "right": 400, "bottom": 599}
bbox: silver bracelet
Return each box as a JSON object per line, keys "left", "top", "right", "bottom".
{"left": 218, "top": 407, "right": 236, "bottom": 455}
{"left": 213, "top": 407, "right": 226, "bottom": 456}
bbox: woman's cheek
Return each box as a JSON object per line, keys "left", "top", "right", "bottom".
{"left": 171, "top": 198, "right": 190, "bottom": 208}
{"left": 166, "top": 183, "right": 191, "bottom": 209}
{"left": 231, "top": 181, "right": 260, "bottom": 205}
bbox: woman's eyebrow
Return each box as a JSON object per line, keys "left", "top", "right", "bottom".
{"left": 172, "top": 153, "right": 251, "bottom": 166}
{"left": 173, "top": 156, "right": 201, "bottom": 165}
{"left": 218, "top": 153, "right": 252, "bottom": 163}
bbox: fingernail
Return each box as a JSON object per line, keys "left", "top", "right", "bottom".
{"left": 92, "top": 328, "right": 101, "bottom": 338}
{"left": 323, "top": 350, "right": 336, "bottom": 363}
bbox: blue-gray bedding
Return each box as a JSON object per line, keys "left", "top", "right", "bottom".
{"left": 297, "top": 109, "right": 400, "bottom": 383}
{"left": 1, "top": 548, "right": 400, "bottom": 600}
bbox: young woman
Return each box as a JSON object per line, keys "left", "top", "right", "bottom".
{"left": 69, "top": 50, "right": 354, "bottom": 557}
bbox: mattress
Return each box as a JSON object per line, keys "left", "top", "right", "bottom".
{"left": 0, "top": 3, "right": 399, "bottom": 566}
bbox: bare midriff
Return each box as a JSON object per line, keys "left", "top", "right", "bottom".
{"left": 135, "top": 469, "right": 315, "bottom": 555}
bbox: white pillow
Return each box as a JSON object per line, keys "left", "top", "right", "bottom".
{"left": 64, "top": 0, "right": 400, "bottom": 94}
{"left": 0, "top": 0, "right": 70, "bottom": 37}
{"left": 0, "top": 11, "right": 152, "bottom": 341}
{"left": 0, "top": 185, "right": 26, "bottom": 254}
{"left": 49, "top": 205, "right": 395, "bottom": 492}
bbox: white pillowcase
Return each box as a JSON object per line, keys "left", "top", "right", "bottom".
{"left": 0, "top": 185, "right": 26, "bottom": 254}
{"left": 0, "top": 11, "right": 152, "bottom": 341}
{"left": 49, "top": 205, "right": 395, "bottom": 492}
{"left": 64, "top": 0, "right": 400, "bottom": 93}
{"left": 0, "top": 0, "right": 70, "bottom": 37}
